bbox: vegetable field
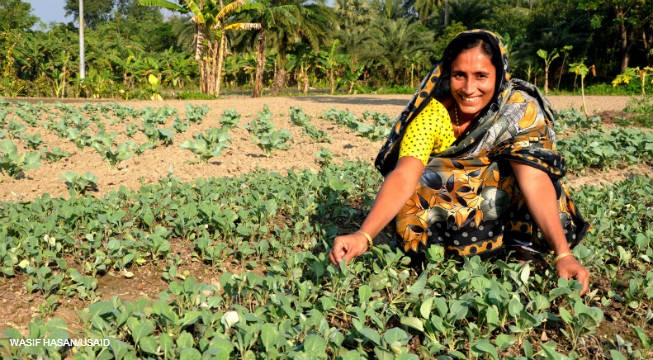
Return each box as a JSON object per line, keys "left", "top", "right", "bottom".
{"left": 1, "top": 94, "right": 652, "bottom": 359}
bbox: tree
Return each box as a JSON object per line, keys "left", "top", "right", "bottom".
{"left": 403, "top": 0, "right": 447, "bottom": 26}
{"left": 139, "top": 0, "right": 261, "bottom": 96}
{"left": 569, "top": 60, "right": 592, "bottom": 116}
{"left": 246, "top": 0, "right": 334, "bottom": 97}
{"left": 577, "top": 0, "right": 653, "bottom": 73}
{"left": 65, "top": 0, "right": 115, "bottom": 29}
{"left": 0, "top": 0, "right": 37, "bottom": 31}
{"left": 537, "top": 48, "right": 559, "bottom": 95}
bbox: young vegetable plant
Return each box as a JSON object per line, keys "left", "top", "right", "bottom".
{"left": 0, "top": 139, "right": 41, "bottom": 178}
{"left": 180, "top": 127, "right": 232, "bottom": 162}
{"left": 245, "top": 105, "right": 291, "bottom": 157}
{"left": 60, "top": 171, "right": 99, "bottom": 196}
{"left": 289, "top": 107, "right": 331, "bottom": 143}
{"left": 220, "top": 108, "right": 241, "bottom": 129}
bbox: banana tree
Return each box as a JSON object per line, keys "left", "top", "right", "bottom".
{"left": 537, "top": 48, "right": 559, "bottom": 95}
{"left": 569, "top": 60, "right": 591, "bottom": 116}
{"left": 139, "top": 0, "right": 260, "bottom": 96}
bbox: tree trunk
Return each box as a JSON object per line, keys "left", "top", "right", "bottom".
{"left": 253, "top": 31, "right": 266, "bottom": 98}
{"left": 616, "top": 6, "right": 630, "bottom": 73}
{"left": 329, "top": 68, "right": 335, "bottom": 95}
{"left": 543, "top": 66, "right": 549, "bottom": 95}
{"left": 272, "top": 66, "right": 287, "bottom": 95}
{"left": 216, "top": 30, "right": 226, "bottom": 97}
{"left": 302, "top": 65, "right": 309, "bottom": 94}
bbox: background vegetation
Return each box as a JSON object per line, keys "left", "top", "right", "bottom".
{"left": 0, "top": 0, "right": 652, "bottom": 99}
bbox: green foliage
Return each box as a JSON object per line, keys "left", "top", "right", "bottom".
{"left": 621, "top": 96, "right": 653, "bottom": 128}
{"left": 245, "top": 105, "right": 292, "bottom": 156}
{"left": 176, "top": 91, "right": 217, "bottom": 100}
{"left": 558, "top": 125, "right": 653, "bottom": 173}
{"left": 60, "top": 171, "right": 99, "bottom": 196}
{"left": 180, "top": 127, "right": 232, "bottom": 162}
{"left": 184, "top": 103, "right": 209, "bottom": 124}
{"left": 321, "top": 109, "right": 391, "bottom": 141}
{"left": 1, "top": 158, "right": 652, "bottom": 357}
{"left": 289, "top": 107, "right": 331, "bottom": 143}
{"left": 0, "top": 139, "right": 41, "bottom": 177}
{"left": 219, "top": 108, "right": 241, "bottom": 129}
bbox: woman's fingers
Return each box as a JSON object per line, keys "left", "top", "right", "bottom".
{"left": 556, "top": 256, "right": 590, "bottom": 295}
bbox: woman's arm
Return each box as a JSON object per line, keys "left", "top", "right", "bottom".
{"left": 328, "top": 156, "right": 424, "bottom": 266}
{"left": 510, "top": 161, "right": 590, "bottom": 295}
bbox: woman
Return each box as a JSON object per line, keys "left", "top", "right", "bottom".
{"left": 328, "top": 29, "right": 591, "bottom": 295}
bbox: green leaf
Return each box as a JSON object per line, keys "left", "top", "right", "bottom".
{"left": 558, "top": 307, "right": 573, "bottom": 324}
{"left": 179, "top": 347, "right": 201, "bottom": 360}
{"left": 420, "top": 297, "right": 435, "bottom": 319}
{"left": 303, "top": 335, "right": 327, "bottom": 354}
{"left": 357, "top": 327, "right": 381, "bottom": 346}
{"left": 177, "top": 331, "right": 194, "bottom": 349}
{"left": 472, "top": 339, "right": 499, "bottom": 359}
{"left": 358, "top": 284, "right": 372, "bottom": 303}
{"left": 383, "top": 327, "right": 411, "bottom": 346}
{"left": 630, "top": 325, "right": 651, "bottom": 349}
{"left": 400, "top": 316, "right": 424, "bottom": 332}
{"left": 407, "top": 273, "right": 427, "bottom": 295}
{"left": 260, "top": 323, "right": 278, "bottom": 352}
{"left": 508, "top": 297, "right": 524, "bottom": 317}
{"left": 205, "top": 335, "right": 234, "bottom": 360}
{"left": 139, "top": 335, "right": 158, "bottom": 355}
{"left": 159, "top": 333, "right": 175, "bottom": 359}
{"left": 609, "top": 350, "right": 628, "bottom": 360}
{"left": 485, "top": 305, "right": 499, "bottom": 327}
{"left": 127, "top": 318, "right": 154, "bottom": 344}
{"left": 495, "top": 334, "right": 515, "bottom": 349}
{"left": 180, "top": 311, "right": 201, "bottom": 327}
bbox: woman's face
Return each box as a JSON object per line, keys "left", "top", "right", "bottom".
{"left": 449, "top": 45, "right": 496, "bottom": 119}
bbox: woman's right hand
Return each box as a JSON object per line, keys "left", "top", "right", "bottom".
{"left": 328, "top": 232, "right": 369, "bottom": 266}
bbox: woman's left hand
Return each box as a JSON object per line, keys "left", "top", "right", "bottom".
{"left": 555, "top": 255, "right": 590, "bottom": 295}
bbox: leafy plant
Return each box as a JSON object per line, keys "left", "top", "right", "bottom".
{"left": 60, "top": 171, "right": 99, "bottom": 196}
{"left": 0, "top": 139, "right": 41, "bottom": 177}
{"left": 220, "top": 108, "right": 241, "bottom": 129}
{"left": 245, "top": 105, "right": 292, "bottom": 156}
{"left": 290, "top": 107, "right": 331, "bottom": 143}
{"left": 180, "top": 127, "right": 232, "bottom": 162}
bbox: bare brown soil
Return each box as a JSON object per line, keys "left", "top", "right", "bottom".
{"left": 0, "top": 94, "right": 634, "bottom": 202}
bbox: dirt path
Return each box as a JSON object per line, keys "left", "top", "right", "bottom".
{"left": 1, "top": 94, "right": 634, "bottom": 202}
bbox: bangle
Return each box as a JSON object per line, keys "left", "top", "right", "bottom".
{"left": 357, "top": 230, "right": 374, "bottom": 249}
{"left": 553, "top": 251, "right": 573, "bottom": 265}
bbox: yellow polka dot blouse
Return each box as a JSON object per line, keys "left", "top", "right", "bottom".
{"left": 399, "top": 99, "right": 455, "bottom": 165}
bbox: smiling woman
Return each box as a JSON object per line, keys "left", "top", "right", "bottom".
{"left": 330, "top": 29, "right": 592, "bottom": 296}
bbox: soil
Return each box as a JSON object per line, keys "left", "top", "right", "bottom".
{"left": 0, "top": 94, "right": 646, "bottom": 344}
{"left": 0, "top": 94, "right": 636, "bottom": 202}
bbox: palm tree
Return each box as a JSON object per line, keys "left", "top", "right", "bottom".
{"left": 138, "top": 0, "right": 260, "bottom": 96}
{"left": 404, "top": 0, "right": 449, "bottom": 26}
{"left": 356, "top": 17, "right": 434, "bottom": 86}
{"left": 246, "top": 0, "right": 334, "bottom": 97}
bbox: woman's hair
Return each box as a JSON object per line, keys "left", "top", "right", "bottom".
{"left": 436, "top": 32, "right": 506, "bottom": 101}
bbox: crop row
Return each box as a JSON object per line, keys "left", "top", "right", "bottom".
{"left": 1, "top": 101, "right": 397, "bottom": 178}
{"left": 1, "top": 160, "right": 652, "bottom": 358}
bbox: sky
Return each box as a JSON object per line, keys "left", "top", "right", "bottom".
{"left": 26, "top": 0, "right": 71, "bottom": 25}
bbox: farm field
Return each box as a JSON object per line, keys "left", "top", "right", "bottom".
{"left": 1, "top": 94, "right": 652, "bottom": 359}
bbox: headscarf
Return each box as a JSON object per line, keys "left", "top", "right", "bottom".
{"left": 375, "top": 29, "right": 512, "bottom": 175}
